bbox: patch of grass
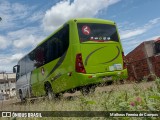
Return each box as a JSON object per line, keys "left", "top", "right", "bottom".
{"left": 2, "top": 79, "right": 160, "bottom": 120}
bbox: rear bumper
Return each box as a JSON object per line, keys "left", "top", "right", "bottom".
{"left": 74, "top": 69, "right": 128, "bottom": 87}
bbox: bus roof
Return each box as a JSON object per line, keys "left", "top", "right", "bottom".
{"left": 69, "top": 18, "right": 115, "bottom": 25}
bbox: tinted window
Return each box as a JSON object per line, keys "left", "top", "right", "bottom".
{"left": 26, "top": 54, "right": 35, "bottom": 73}
{"left": 19, "top": 57, "right": 26, "bottom": 76}
{"left": 77, "top": 23, "right": 119, "bottom": 42}
{"left": 35, "top": 45, "right": 46, "bottom": 67}
{"left": 45, "top": 24, "right": 69, "bottom": 64}
{"left": 46, "top": 39, "right": 57, "bottom": 63}
{"left": 33, "top": 24, "right": 69, "bottom": 68}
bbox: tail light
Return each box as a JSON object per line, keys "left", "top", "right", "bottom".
{"left": 122, "top": 52, "right": 127, "bottom": 69}
{"left": 75, "top": 53, "right": 86, "bottom": 73}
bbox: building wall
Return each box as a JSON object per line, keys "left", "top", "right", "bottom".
{"left": 126, "top": 39, "right": 160, "bottom": 81}
{"left": 0, "top": 73, "right": 16, "bottom": 99}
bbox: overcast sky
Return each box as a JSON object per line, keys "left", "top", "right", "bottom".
{"left": 0, "top": 0, "right": 160, "bottom": 72}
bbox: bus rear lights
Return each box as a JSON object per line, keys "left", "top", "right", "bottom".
{"left": 75, "top": 53, "right": 86, "bottom": 73}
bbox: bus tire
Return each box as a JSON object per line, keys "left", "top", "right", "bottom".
{"left": 80, "top": 86, "right": 95, "bottom": 95}
{"left": 47, "top": 88, "right": 55, "bottom": 100}
{"left": 19, "top": 90, "right": 25, "bottom": 102}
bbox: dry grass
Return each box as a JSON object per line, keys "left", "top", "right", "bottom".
{"left": 0, "top": 79, "right": 159, "bottom": 120}
{"left": 1, "top": 81, "right": 155, "bottom": 111}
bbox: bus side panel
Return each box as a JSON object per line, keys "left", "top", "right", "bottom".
{"left": 26, "top": 72, "right": 31, "bottom": 98}
{"left": 31, "top": 57, "right": 66, "bottom": 96}
{"left": 40, "top": 58, "right": 62, "bottom": 95}
{"left": 30, "top": 69, "right": 40, "bottom": 97}
{"left": 50, "top": 51, "right": 75, "bottom": 93}
{"left": 48, "top": 21, "right": 81, "bottom": 93}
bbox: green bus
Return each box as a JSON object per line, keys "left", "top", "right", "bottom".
{"left": 13, "top": 18, "right": 127, "bottom": 100}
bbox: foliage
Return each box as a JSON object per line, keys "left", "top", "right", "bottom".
{"left": 2, "top": 79, "right": 160, "bottom": 120}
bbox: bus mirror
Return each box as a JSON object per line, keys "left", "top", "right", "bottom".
{"left": 17, "top": 65, "right": 20, "bottom": 73}
{"left": 13, "top": 67, "right": 16, "bottom": 73}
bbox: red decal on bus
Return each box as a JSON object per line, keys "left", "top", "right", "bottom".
{"left": 82, "top": 25, "right": 91, "bottom": 35}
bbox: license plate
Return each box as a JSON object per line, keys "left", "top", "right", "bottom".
{"left": 102, "top": 76, "right": 112, "bottom": 81}
{"left": 114, "top": 64, "right": 122, "bottom": 70}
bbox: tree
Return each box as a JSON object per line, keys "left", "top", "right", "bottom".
{"left": 0, "top": 17, "right": 2, "bottom": 21}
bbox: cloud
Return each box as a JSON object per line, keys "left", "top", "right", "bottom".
{"left": 0, "top": 53, "right": 23, "bottom": 63}
{"left": 0, "top": 53, "right": 24, "bottom": 72}
{"left": 0, "top": 53, "right": 24, "bottom": 63}
{"left": 13, "top": 35, "right": 36, "bottom": 48}
{"left": 0, "top": 1, "right": 29, "bottom": 29}
{"left": 43, "top": 0, "right": 121, "bottom": 32}
{"left": 0, "top": 0, "right": 44, "bottom": 30}
{"left": 144, "top": 35, "right": 160, "bottom": 41}
{"left": 120, "top": 17, "right": 160, "bottom": 40}
{"left": 27, "top": 11, "right": 44, "bottom": 23}
{"left": 149, "top": 18, "right": 160, "bottom": 24}
{"left": 0, "top": 35, "right": 11, "bottom": 49}
{"left": 120, "top": 28, "right": 147, "bottom": 40}
{"left": 10, "top": 53, "right": 24, "bottom": 62}
{"left": 8, "top": 27, "right": 45, "bottom": 49}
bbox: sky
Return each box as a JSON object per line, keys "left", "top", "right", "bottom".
{"left": 0, "top": 0, "right": 160, "bottom": 72}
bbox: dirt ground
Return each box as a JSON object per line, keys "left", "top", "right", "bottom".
{"left": 64, "top": 80, "right": 156, "bottom": 96}
{"left": 0, "top": 81, "right": 156, "bottom": 110}
{"left": 96, "top": 81, "right": 156, "bottom": 92}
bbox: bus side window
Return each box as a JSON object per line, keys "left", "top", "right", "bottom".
{"left": 26, "top": 55, "right": 35, "bottom": 73}
{"left": 46, "top": 39, "right": 57, "bottom": 63}
{"left": 35, "top": 46, "right": 45, "bottom": 67}
{"left": 19, "top": 57, "right": 26, "bottom": 76}
{"left": 46, "top": 24, "right": 69, "bottom": 63}
{"left": 57, "top": 24, "right": 69, "bottom": 56}
{"left": 56, "top": 39, "right": 63, "bottom": 57}
{"left": 31, "top": 24, "right": 69, "bottom": 67}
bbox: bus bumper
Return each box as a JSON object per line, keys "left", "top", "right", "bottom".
{"left": 74, "top": 68, "right": 128, "bottom": 86}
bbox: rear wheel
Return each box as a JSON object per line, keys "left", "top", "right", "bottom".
{"left": 19, "top": 90, "right": 26, "bottom": 102}
{"left": 44, "top": 83, "right": 62, "bottom": 100}
{"left": 47, "top": 88, "right": 55, "bottom": 100}
{"left": 80, "top": 85, "right": 96, "bottom": 95}
{"left": 45, "top": 84, "right": 55, "bottom": 100}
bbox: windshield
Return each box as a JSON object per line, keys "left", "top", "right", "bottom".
{"left": 77, "top": 23, "right": 119, "bottom": 43}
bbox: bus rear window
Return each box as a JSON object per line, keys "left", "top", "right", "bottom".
{"left": 77, "top": 23, "right": 119, "bottom": 43}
